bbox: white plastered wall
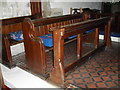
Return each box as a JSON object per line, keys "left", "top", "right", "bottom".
{"left": 42, "top": 0, "right": 102, "bottom": 17}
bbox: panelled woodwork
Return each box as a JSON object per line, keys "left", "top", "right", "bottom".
{"left": 30, "top": 0, "right": 42, "bottom": 18}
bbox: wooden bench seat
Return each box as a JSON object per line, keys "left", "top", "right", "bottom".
{"left": 1, "top": 15, "right": 40, "bottom": 68}
{"left": 23, "top": 14, "right": 112, "bottom": 86}
{"left": 22, "top": 14, "right": 87, "bottom": 76}
{"left": 49, "top": 16, "right": 112, "bottom": 86}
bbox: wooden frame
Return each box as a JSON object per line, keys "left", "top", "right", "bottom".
{"left": 1, "top": 15, "right": 40, "bottom": 68}
{"left": 22, "top": 14, "right": 86, "bottom": 77}
{"left": 30, "top": 0, "right": 42, "bottom": 18}
{"left": 1, "top": 1, "right": 42, "bottom": 68}
{"left": 22, "top": 13, "right": 112, "bottom": 86}
{"left": 50, "top": 17, "right": 112, "bottom": 86}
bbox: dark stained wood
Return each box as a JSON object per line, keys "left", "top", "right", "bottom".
{"left": 50, "top": 29, "right": 65, "bottom": 86}
{"left": 1, "top": 15, "right": 36, "bottom": 25}
{"left": 95, "top": 28, "right": 99, "bottom": 48}
{"left": 104, "top": 25, "right": 107, "bottom": 42}
{"left": 22, "top": 14, "right": 85, "bottom": 77}
{"left": 22, "top": 12, "right": 112, "bottom": 86}
{"left": 30, "top": 1, "right": 42, "bottom": 18}
{"left": 77, "top": 34, "right": 82, "bottom": 59}
{"left": 82, "top": 32, "right": 96, "bottom": 44}
{"left": 50, "top": 16, "right": 111, "bottom": 85}
{"left": 97, "top": 13, "right": 120, "bottom": 34}
{"left": 1, "top": 0, "right": 43, "bottom": 68}
{"left": 22, "top": 19, "right": 47, "bottom": 76}
{"left": 64, "top": 44, "right": 106, "bottom": 73}
{"left": 117, "top": 13, "right": 120, "bottom": 33}
{"left": 106, "top": 17, "right": 112, "bottom": 47}
{"left": 2, "top": 34, "right": 13, "bottom": 68}
{"left": 1, "top": 15, "right": 40, "bottom": 68}
{"left": 32, "top": 14, "right": 83, "bottom": 27}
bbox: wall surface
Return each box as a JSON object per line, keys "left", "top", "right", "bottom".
{"left": 0, "top": 0, "right": 31, "bottom": 19}
{"left": 50, "top": 2, "right": 102, "bottom": 15}
{"left": 1, "top": 0, "right": 102, "bottom": 56}
{"left": 1, "top": 0, "right": 120, "bottom": 18}
{"left": 0, "top": 0, "right": 102, "bottom": 18}
{"left": 1, "top": 0, "right": 102, "bottom": 55}
{"left": 42, "top": 1, "right": 102, "bottom": 17}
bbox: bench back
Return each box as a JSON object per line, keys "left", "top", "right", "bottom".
{"left": 1, "top": 15, "right": 39, "bottom": 34}
{"left": 22, "top": 13, "right": 86, "bottom": 76}
{"left": 50, "top": 16, "right": 111, "bottom": 85}
{"left": 23, "top": 14, "right": 85, "bottom": 38}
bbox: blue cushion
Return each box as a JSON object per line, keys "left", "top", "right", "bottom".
{"left": 85, "top": 29, "right": 95, "bottom": 34}
{"left": 68, "top": 29, "right": 95, "bottom": 39}
{"left": 39, "top": 34, "right": 53, "bottom": 47}
{"left": 10, "top": 31, "right": 24, "bottom": 41}
{"left": 39, "top": 34, "right": 78, "bottom": 47}
{"left": 68, "top": 35, "right": 77, "bottom": 39}
{"left": 39, "top": 29, "right": 96, "bottom": 47}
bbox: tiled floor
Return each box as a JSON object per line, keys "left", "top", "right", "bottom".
{"left": 66, "top": 41, "right": 120, "bottom": 88}
{"left": 12, "top": 41, "right": 120, "bottom": 88}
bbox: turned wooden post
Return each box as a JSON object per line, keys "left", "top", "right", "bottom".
{"left": 50, "top": 28, "right": 65, "bottom": 86}
{"left": 104, "top": 25, "right": 107, "bottom": 42}
{"left": 106, "top": 18, "right": 112, "bottom": 47}
{"left": 77, "top": 34, "right": 82, "bottom": 59}
{"left": 95, "top": 28, "right": 100, "bottom": 48}
{"left": 104, "top": 18, "right": 112, "bottom": 47}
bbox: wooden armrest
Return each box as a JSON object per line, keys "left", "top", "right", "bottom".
{"left": 2, "top": 34, "right": 24, "bottom": 46}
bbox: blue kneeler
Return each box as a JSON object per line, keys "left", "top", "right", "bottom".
{"left": 39, "top": 34, "right": 53, "bottom": 47}
{"left": 10, "top": 31, "right": 24, "bottom": 41}
{"left": 10, "top": 29, "right": 96, "bottom": 47}
{"left": 38, "top": 29, "right": 95, "bottom": 47}
{"left": 85, "top": 29, "right": 95, "bottom": 34}
{"left": 39, "top": 34, "right": 78, "bottom": 47}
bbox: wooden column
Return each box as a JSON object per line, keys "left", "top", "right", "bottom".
{"left": 106, "top": 18, "right": 112, "bottom": 47}
{"left": 50, "top": 29, "right": 65, "bottom": 86}
{"left": 104, "top": 18, "right": 112, "bottom": 47}
{"left": 30, "top": 0, "right": 42, "bottom": 18}
{"left": 2, "top": 35, "right": 13, "bottom": 68}
{"left": 104, "top": 25, "right": 107, "bottom": 43}
{"left": 95, "top": 28, "right": 99, "bottom": 48}
{"left": 77, "top": 34, "right": 82, "bottom": 59}
{"left": 117, "top": 15, "right": 120, "bottom": 33}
